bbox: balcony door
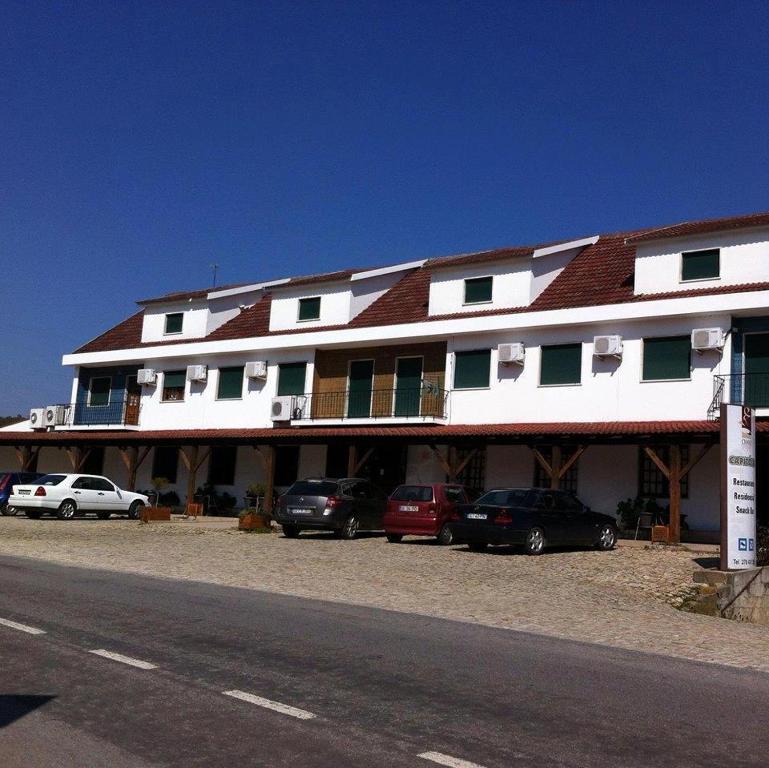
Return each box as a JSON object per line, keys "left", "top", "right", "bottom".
{"left": 125, "top": 376, "right": 141, "bottom": 426}
{"left": 347, "top": 360, "right": 374, "bottom": 418}
{"left": 394, "top": 357, "right": 423, "bottom": 417}
{"left": 745, "top": 334, "right": 769, "bottom": 407}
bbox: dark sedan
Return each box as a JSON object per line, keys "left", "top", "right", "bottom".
{"left": 274, "top": 477, "right": 388, "bottom": 539}
{"left": 448, "top": 487, "right": 617, "bottom": 555}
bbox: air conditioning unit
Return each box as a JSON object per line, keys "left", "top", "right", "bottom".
{"left": 498, "top": 343, "right": 525, "bottom": 365}
{"left": 691, "top": 328, "right": 725, "bottom": 352}
{"left": 186, "top": 365, "right": 208, "bottom": 382}
{"left": 593, "top": 335, "right": 623, "bottom": 357}
{"left": 29, "top": 408, "right": 45, "bottom": 430}
{"left": 245, "top": 360, "right": 268, "bottom": 379}
{"left": 137, "top": 368, "right": 157, "bottom": 385}
{"left": 44, "top": 405, "right": 70, "bottom": 428}
{"left": 271, "top": 396, "right": 294, "bottom": 422}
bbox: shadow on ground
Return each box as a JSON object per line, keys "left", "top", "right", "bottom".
{"left": 0, "top": 695, "right": 56, "bottom": 728}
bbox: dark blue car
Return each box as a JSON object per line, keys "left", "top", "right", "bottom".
{"left": 0, "top": 472, "right": 43, "bottom": 515}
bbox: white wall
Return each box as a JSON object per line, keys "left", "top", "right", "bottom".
{"left": 141, "top": 300, "right": 210, "bottom": 343}
{"left": 635, "top": 227, "right": 769, "bottom": 295}
{"left": 269, "top": 283, "right": 352, "bottom": 332}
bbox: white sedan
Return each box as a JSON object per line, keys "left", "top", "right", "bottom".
{"left": 9, "top": 473, "right": 149, "bottom": 520}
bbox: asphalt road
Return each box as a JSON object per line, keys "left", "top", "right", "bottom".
{"left": 0, "top": 555, "right": 767, "bottom": 767}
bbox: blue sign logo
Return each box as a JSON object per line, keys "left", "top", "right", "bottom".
{"left": 750, "top": 538, "right": 755, "bottom": 551}
{"left": 739, "top": 538, "right": 748, "bottom": 551}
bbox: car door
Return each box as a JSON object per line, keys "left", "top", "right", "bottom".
{"left": 91, "top": 477, "right": 122, "bottom": 511}
{"left": 557, "top": 492, "right": 598, "bottom": 544}
{"left": 350, "top": 481, "right": 374, "bottom": 528}
{"left": 70, "top": 476, "right": 98, "bottom": 510}
{"left": 535, "top": 491, "right": 564, "bottom": 543}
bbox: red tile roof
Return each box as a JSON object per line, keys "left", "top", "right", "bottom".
{"left": 625, "top": 210, "right": 769, "bottom": 244}
{"left": 206, "top": 293, "right": 272, "bottom": 341}
{"left": 425, "top": 246, "right": 532, "bottom": 269}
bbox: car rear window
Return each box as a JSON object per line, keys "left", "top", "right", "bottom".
{"left": 285, "top": 481, "right": 338, "bottom": 496}
{"left": 390, "top": 485, "right": 434, "bottom": 502}
{"left": 37, "top": 474, "right": 67, "bottom": 486}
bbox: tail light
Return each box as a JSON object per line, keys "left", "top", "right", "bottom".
{"left": 494, "top": 513, "right": 513, "bottom": 525}
{"left": 325, "top": 496, "right": 341, "bottom": 509}
{"left": 426, "top": 502, "right": 437, "bottom": 515}
{"left": 34, "top": 486, "right": 46, "bottom": 497}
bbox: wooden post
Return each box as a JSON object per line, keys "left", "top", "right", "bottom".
{"left": 118, "top": 446, "right": 151, "bottom": 491}
{"left": 65, "top": 446, "right": 92, "bottom": 473}
{"left": 530, "top": 445, "right": 586, "bottom": 490}
{"left": 15, "top": 445, "right": 40, "bottom": 472}
{"left": 263, "top": 445, "right": 275, "bottom": 514}
{"left": 668, "top": 444, "right": 682, "bottom": 545}
{"left": 347, "top": 444, "right": 357, "bottom": 477}
{"left": 180, "top": 445, "right": 199, "bottom": 507}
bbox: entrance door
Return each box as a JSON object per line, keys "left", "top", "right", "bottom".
{"left": 347, "top": 360, "right": 374, "bottom": 418}
{"left": 744, "top": 334, "right": 769, "bottom": 407}
{"left": 125, "top": 376, "right": 141, "bottom": 426}
{"left": 394, "top": 357, "right": 423, "bottom": 417}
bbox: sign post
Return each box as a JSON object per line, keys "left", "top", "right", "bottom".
{"left": 720, "top": 404, "right": 757, "bottom": 570}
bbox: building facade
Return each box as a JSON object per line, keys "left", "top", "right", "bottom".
{"left": 5, "top": 210, "right": 769, "bottom": 540}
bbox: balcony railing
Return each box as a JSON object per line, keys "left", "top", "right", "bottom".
{"left": 70, "top": 397, "right": 140, "bottom": 428}
{"left": 708, "top": 373, "right": 769, "bottom": 419}
{"left": 290, "top": 386, "right": 448, "bottom": 421}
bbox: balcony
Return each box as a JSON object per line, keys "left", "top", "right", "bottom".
{"left": 47, "top": 397, "right": 141, "bottom": 430}
{"left": 287, "top": 386, "right": 449, "bottom": 425}
{"left": 708, "top": 374, "right": 769, "bottom": 419}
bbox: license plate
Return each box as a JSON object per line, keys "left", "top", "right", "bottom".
{"left": 17, "top": 489, "right": 30, "bottom": 496}
{"left": 467, "top": 513, "right": 487, "bottom": 520}
{"left": 289, "top": 507, "right": 314, "bottom": 515}
{"left": 399, "top": 505, "right": 419, "bottom": 512}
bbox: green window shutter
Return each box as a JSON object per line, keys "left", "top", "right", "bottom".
{"left": 217, "top": 366, "right": 244, "bottom": 399}
{"left": 540, "top": 344, "right": 582, "bottom": 385}
{"left": 454, "top": 350, "right": 491, "bottom": 389}
{"left": 278, "top": 362, "right": 307, "bottom": 396}
{"left": 464, "top": 277, "right": 493, "bottom": 304}
{"left": 163, "top": 371, "right": 186, "bottom": 389}
{"left": 298, "top": 297, "right": 321, "bottom": 321}
{"left": 89, "top": 377, "right": 111, "bottom": 406}
{"left": 642, "top": 336, "right": 691, "bottom": 380}
{"left": 165, "top": 313, "right": 183, "bottom": 333}
{"left": 681, "top": 249, "right": 719, "bottom": 281}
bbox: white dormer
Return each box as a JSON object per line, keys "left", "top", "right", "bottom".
{"left": 141, "top": 299, "right": 210, "bottom": 344}
{"left": 633, "top": 226, "right": 769, "bottom": 296}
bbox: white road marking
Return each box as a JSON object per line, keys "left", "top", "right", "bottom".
{"left": 418, "top": 752, "right": 488, "bottom": 768}
{"left": 0, "top": 617, "right": 46, "bottom": 635}
{"left": 88, "top": 649, "right": 157, "bottom": 670}
{"left": 222, "top": 689, "right": 316, "bottom": 720}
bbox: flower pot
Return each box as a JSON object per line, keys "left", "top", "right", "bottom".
{"left": 239, "top": 513, "right": 271, "bottom": 531}
{"left": 140, "top": 506, "right": 172, "bottom": 523}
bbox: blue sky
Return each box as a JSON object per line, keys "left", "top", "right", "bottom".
{"left": 2, "top": 1, "right": 768, "bottom": 413}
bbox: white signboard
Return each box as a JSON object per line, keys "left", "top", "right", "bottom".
{"left": 720, "top": 404, "right": 757, "bottom": 570}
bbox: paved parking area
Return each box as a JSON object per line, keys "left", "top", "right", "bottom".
{"left": 1, "top": 516, "right": 768, "bottom": 672}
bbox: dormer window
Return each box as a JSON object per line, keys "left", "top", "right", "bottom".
{"left": 164, "top": 312, "right": 184, "bottom": 334}
{"left": 298, "top": 297, "right": 321, "bottom": 321}
{"left": 681, "top": 249, "right": 719, "bottom": 282}
{"left": 464, "top": 276, "right": 493, "bottom": 305}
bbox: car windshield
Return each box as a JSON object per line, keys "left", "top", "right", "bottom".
{"left": 37, "top": 474, "right": 66, "bottom": 486}
{"left": 390, "top": 485, "right": 433, "bottom": 502}
{"left": 285, "top": 481, "right": 338, "bottom": 496}
{"left": 476, "top": 489, "right": 532, "bottom": 507}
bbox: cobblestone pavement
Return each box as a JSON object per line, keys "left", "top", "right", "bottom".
{"left": 1, "top": 517, "right": 768, "bottom": 672}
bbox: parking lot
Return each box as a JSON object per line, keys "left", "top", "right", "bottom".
{"left": 1, "top": 516, "right": 769, "bottom": 672}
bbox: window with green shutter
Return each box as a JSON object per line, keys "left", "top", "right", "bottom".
{"left": 681, "top": 249, "right": 719, "bottom": 281}
{"left": 642, "top": 336, "right": 691, "bottom": 381}
{"left": 298, "top": 297, "right": 321, "bottom": 321}
{"left": 164, "top": 313, "right": 183, "bottom": 334}
{"left": 217, "top": 366, "right": 244, "bottom": 400}
{"left": 162, "top": 370, "right": 186, "bottom": 401}
{"left": 464, "top": 276, "right": 493, "bottom": 304}
{"left": 540, "top": 344, "right": 582, "bottom": 386}
{"left": 277, "top": 362, "right": 307, "bottom": 396}
{"left": 454, "top": 350, "right": 491, "bottom": 389}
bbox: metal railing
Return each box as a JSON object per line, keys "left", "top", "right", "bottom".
{"left": 70, "top": 397, "right": 140, "bottom": 427}
{"left": 708, "top": 373, "right": 769, "bottom": 419}
{"left": 290, "top": 386, "right": 449, "bottom": 421}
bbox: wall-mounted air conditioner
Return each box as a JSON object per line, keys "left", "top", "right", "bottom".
{"left": 44, "top": 405, "right": 70, "bottom": 428}
{"left": 29, "top": 408, "right": 45, "bottom": 430}
{"left": 245, "top": 361, "right": 268, "bottom": 379}
{"left": 137, "top": 368, "right": 157, "bottom": 385}
{"left": 498, "top": 343, "right": 525, "bottom": 365}
{"left": 271, "top": 396, "right": 294, "bottom": 422}
{"left": 186, "top": 365, "right": 208, "bottom": 382}
{"left": 691, "top": 328, "right": 725, "bottom": 352}
{"left": 593, "top": 335, "right": 623, "bottom": 358}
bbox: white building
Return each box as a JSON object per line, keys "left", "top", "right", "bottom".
{"left": 5, "top": 209, "right": 769, "bottom": 541}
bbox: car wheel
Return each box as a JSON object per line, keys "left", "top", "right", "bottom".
{"left": 26, "top": 510, "right": 42, "bottom": 520}
{"left": 96, "top": 512, "right": 111, "bottom": 520}
{"left": 468, "top": 541, "right": 488, "bottom": 552}
{"left": 127, "top": 501, "right": 144, "bottom": 520}
{"left": 1, "top": 503, "right": 17, "bottom": 516}
{"left": 282, "top": 524, "right": 300, "bottom": 538}
{"left": 596, "top": 524, "right": 617, "bottom": 551}
{"left": 525, "top": 526, "right": 546, "bottom": 556}
{"left": 57, "top": 500, "right": 77, "bottom": 520}
{"left": 386, "top": 533, "right": 402, "bottom": 543}
{"left": 340, "top": 514, "right": 359, "bottom": 540}
{"left": 437, "top": 524, "right": 453, "bottom": 546}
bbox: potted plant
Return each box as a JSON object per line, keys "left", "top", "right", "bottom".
{"left": 238, "top": 506, "right": 272, "bottom": 532}
{"left": 139, "top": 476, "right": 173, "bottom": 522}
{"left": 245, "top": 482, "right": 268, "bottom": 511}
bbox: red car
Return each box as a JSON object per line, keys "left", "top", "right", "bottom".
{"left": 384, "top": 483, "right": 473, "bottom": 545}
